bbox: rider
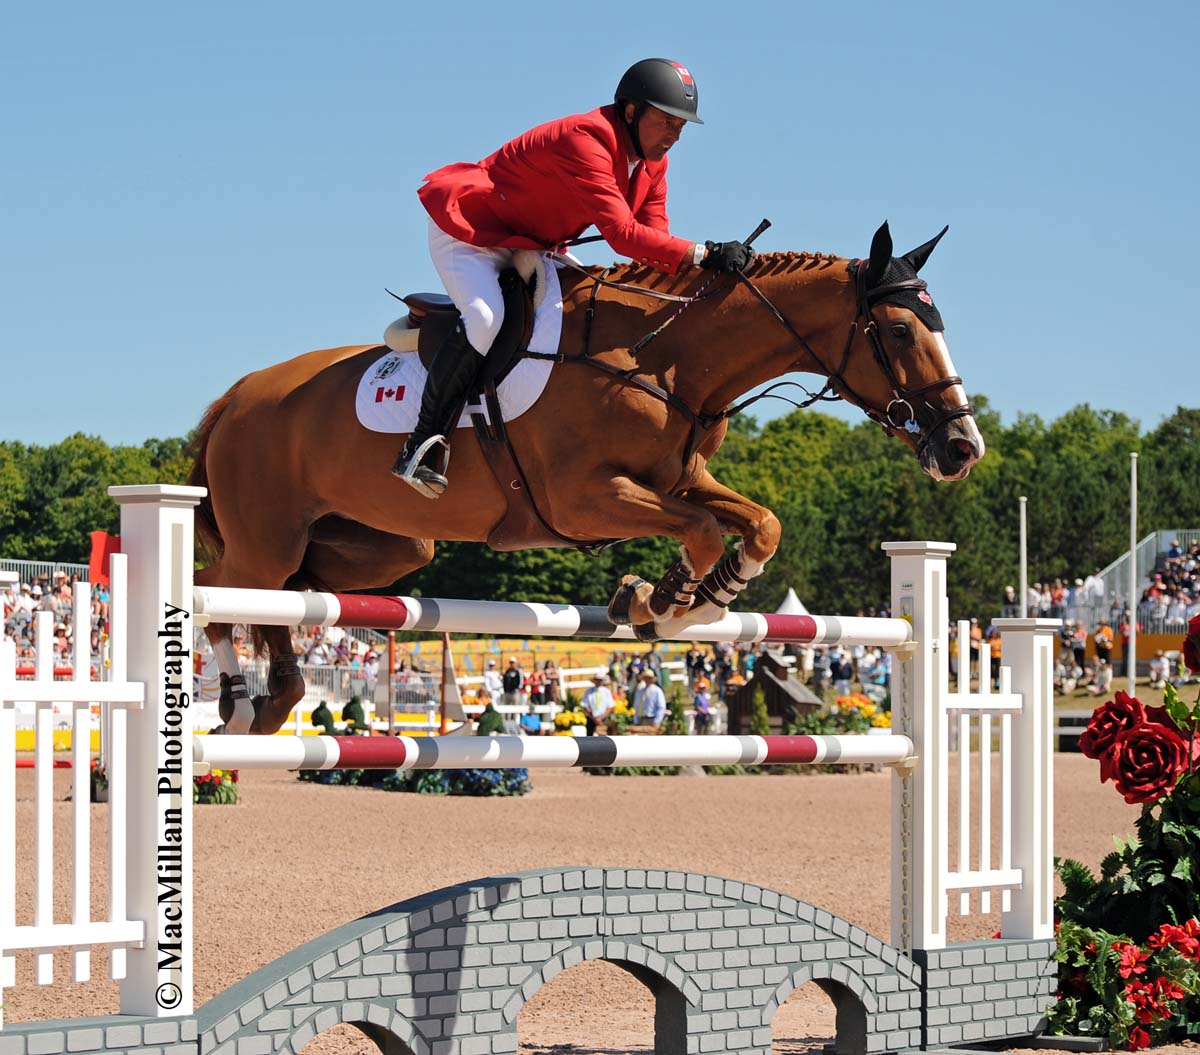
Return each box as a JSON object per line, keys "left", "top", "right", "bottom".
{"left": 394, "top": 58, "right": 754, "bottom": 498}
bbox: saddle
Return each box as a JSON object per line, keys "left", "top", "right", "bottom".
{"left": 399, "top": 267, "right": 534, "bottom": 388}
{"left": 396, "top": 268, "right": 577, "bottom": 551}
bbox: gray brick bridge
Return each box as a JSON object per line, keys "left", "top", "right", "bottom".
{"left": 0, "top": 867, "right": 1055, "bottom": 1055}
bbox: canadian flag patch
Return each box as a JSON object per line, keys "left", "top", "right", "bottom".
{"left": 671, "top": 62, "right": 695, "bottom": 94}
{"left": 374, "top": 385, "right": 406, "bottom": 403}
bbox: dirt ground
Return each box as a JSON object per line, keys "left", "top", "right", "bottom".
{"left": 5, "top": 756, "right": 1198, "bottom": 1054}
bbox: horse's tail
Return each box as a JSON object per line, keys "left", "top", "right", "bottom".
{"left": 186, "top": 376, "right": 248, "bottom": 565}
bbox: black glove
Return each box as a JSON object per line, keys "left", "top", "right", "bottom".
{"left": 700, "top": 239, "right": 754, "bottom": 273}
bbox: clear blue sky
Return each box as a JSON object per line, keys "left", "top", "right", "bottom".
{"left": 3, "top": 0, "right": 1195, "bottom": 446}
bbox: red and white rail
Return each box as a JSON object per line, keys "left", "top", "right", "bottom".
{"left": 193, "top": 732, "right": 915, "bottom": 772}
{"left": 193, "top": 587, "right": 912, "bottom": 647}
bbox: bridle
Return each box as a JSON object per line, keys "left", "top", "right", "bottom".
{"left": 544, "top": 251, "right": 975, "bottom": 467}
{"left": 732, "top": 260, "right": 975, "bottom": 455}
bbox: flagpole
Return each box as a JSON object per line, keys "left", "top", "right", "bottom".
{"left": 440, "top": 632, "right": 451, "bottom": 735}
{"left": 1019, "top": 496, "right": 1028, "bottom": 618}
{"left": 386, "top": 630, "right": 396, "bottom": 735}
{"left": 1128, "top": 453, "right": 1138, "bottom": 695}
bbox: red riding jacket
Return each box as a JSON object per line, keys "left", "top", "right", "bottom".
{"left": 418, "top": 104, "right": 692, "bottom": 274}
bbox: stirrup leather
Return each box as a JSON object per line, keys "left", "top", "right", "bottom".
{"left": 396, "top": 434, "right": 451, "bottom": 498}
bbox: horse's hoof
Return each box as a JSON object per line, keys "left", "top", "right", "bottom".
{"left": 607, "top": 576, "right": 649, "bottom": 626}
{"left": 632, "top": 621, "right": 662, "bottom": 643}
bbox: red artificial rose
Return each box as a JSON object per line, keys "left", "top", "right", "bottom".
{"left": 1185, "top": 613, "right": 1200, "bottom": 674}
{"left": 1126, "top": 982, "right": 1158, "bottom": 1025}
{"left": 1152, "top": 977, "right": 1186, "bottom": 1002}
{"left": 1149, "top": 919, "right": 1200, "bottom": 959}
{"left": 1115, "top": 941, "right": 1151, "bottom": 978}
{"left": 1080, "top": 691, "right": 1147, "bottom": 777}
{"left": 1128, "top": 1026, "right": 1151, "bottom": 1050}
{"left": 1109, "top": 723, "right": 1190, "bottom": 805}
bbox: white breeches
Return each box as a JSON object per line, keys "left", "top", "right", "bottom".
{"left": 427, "top": 218, "right": 513, "bottom": 354}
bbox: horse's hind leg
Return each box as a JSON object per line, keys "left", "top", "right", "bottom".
{"left": 248, "top": 624, "right": 305, "bottom": 735}
{"left": 200, "top": 620, "right": 256, "bottom": 732}
{"left": 241, "top": 522, "right": 437, "bottom": 735}
{"left": 194, "top": 524, "right": 310, "bottom": 734}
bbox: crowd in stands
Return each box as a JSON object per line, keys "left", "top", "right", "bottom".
{"left": 2, "top": 572, "right": 109, "bottom": 669}
{"left": 1136, "top": 537, "right": 1200, "bottom": 630}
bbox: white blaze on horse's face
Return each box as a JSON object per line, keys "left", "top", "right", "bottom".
{"left": 923, "top": 331, "right": 985, "bottom": 482}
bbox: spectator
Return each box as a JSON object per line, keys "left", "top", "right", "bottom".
{"left": 692, "top": 677, "right": 712, "bottom": 734}
{"left": 1089, "top": 659, "right": 1114, "bottom": 697}
{"left": 1071, "top": 622, "right": 1088, "bottom": 675}
{"left": 1148, "top": 650, "right": 1169, "bottom": 690}
{"left": 542, "top": 660, "right": 561, "bottom": 706}
{"left": 501, "top": 656, "right": 524, "bottom": 710}
{"left": 528, "top": 664, "right": 546, "bottom": 710}
{"left": 830, "top": 651, "right": 853, "bottom": 696}
{"left": 580, "top": 673, "right": 615, "bottom": 735}
{"left": 518, "top": 702, "right": 542, "bottom": 736}
{"left": 968, "top": 617, "right": 983, "bottom": 670}
{"left": 810, "top": 647, "right": 832, "bottom": 691}
{"left": 987, "top": 626, "right": 1002, "bottom": 689}
{"left": 1093, "top": 620, "right": 1114, "bottom": 667}
{"left": 482, "top": 659, "right": 503, "bottom": 698}
{"left": 632, "top": 669, "right": 667, "bottom": 728}
{"left": 1001, "top": 585, "right": 1019, "bottom": 618}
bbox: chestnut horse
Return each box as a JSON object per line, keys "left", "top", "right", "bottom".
{"left": 189, "top": 221, "right": 984, "bottom": 733}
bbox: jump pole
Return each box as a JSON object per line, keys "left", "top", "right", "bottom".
{"left": 192, "top": 587, "right": 913, "bottom": 648}
{"left": 193, "top": 732, "right": 915, "bottom": 772}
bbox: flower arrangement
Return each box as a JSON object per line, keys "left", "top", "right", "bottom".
{"left": 554, "top": 708, "right": 587, "bottom": 734}
{"left": 298, "top": 762, "right": 532, "bottom": 796}
{"left": 1049, "top": 614, "right": 1200, "bottom": 1049}
{"left": 832, "top": 693, "right": 892, "bottom": 727}
{"left": 194, "top": 768, "right": 239, "bottom": 805}
{"left": 605, "top": 697, "right": 635, "bottom": 734}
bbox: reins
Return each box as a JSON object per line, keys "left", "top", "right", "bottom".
{"left": 536, "top": 227, "right": 974, "bottom": 461}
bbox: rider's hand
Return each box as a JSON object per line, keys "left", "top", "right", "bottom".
{"left": 700, "top": 239, "right": 754, "bottom": 273}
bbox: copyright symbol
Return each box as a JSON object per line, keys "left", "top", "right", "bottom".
{"left": 157, "top": 983, "right": 182, "bottom": 1009}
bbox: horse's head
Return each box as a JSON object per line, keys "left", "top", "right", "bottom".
{"left": 830, "top": 222, "right": 985, "bottom": 481}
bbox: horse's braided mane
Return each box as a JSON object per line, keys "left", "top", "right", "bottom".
{"left": 577, "top": 250, "right": 845, "bottom": 294}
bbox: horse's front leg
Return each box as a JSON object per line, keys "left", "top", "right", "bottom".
{"left": 644, "top": 471, "right": 782, "bottom": 639}
{"left": 552, "top": 473, "right": 727, "bottom": 637}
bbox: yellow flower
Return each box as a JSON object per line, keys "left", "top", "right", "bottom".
{"left": 871, "top": 713, "right": 892, "bottom": 727}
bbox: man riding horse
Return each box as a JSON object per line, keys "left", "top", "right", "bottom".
{"left": 394, "top": 58, "right": 754, "bottom": 498}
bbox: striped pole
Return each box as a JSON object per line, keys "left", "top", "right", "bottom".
{"left": 193, "top": 733, "right": 915, "bottom": 772}
{"left": 193, "top": 588, "right": 912, "bottom": 648}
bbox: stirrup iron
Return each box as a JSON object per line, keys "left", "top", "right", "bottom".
{"left": 395, "top": 434, "right": 451, "bottom": 499}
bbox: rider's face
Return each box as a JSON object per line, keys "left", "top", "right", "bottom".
{"left": 624, "top": 103, "right": 686, "bottom": 162}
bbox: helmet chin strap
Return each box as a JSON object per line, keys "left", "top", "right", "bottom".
{"left": 623, "top": 101, "right": 648, "bottom": 160}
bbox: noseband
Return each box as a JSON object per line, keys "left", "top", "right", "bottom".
{"left": 734, "top": 262, "right": 975, "bottom": 455}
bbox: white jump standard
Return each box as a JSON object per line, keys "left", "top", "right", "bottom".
{"left": 0, "top": 483, "right": 1062, "bottom": 1055}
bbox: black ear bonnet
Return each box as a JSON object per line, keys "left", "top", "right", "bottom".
{"left": 868, "top": 259, "right": 945, "bottom": 333}
{"left": 856, "top": 223, "right": 948, "bottom": 333}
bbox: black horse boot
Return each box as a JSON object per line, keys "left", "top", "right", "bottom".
{"left": 391, "top": 321, "right": 482, "bottom": 498}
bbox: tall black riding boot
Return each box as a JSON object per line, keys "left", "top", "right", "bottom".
{"left": 391, "top": 321, "right": 482, "bottom": 498}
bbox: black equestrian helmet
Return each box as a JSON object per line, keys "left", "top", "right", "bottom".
{"left": 614, "top": 58, "right": 704, "bottom": 124}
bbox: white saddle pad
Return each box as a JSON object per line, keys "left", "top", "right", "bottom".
{"left": 355, "top": 252, "right": 563, "bottom": 434}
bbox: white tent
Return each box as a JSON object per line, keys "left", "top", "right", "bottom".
{"left": 775, "top": 587, "right": 809, "bottom": 616}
